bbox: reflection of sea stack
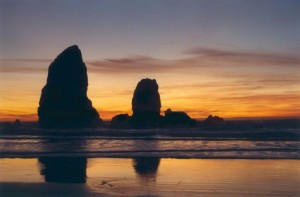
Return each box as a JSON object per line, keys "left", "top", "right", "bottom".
{"left": 39, "top": 157, "right": 87, "bottom": 183}
{"left": 133, "top": 157, "right": 160, "bottom": 175}
{"left": 131, "top": 78, "right": 161, "bottom": 128}
{"left": 38, "top": 45, "right": 102, "bottom": 127}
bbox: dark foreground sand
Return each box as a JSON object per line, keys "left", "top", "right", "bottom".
{"left": 0, "top": 183, "right": 110, "bottom": 197}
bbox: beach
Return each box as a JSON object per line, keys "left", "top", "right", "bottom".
{"left": 0, "top": 158, "right": 299, "bottom": 196}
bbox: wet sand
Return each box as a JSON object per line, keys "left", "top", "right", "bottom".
{"left": 0, "top": 183, "right": 106, "bottom": 197}
{"left": 0, "top": 158, "right": 299, "bottom": 196}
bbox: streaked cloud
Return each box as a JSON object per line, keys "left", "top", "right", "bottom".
{"left": 0, "top": 59, "right": 50, "bottom": 73}
{"left": 185, "top": 47, "right": 300, "bottom": 66}
{"left": 0, "top": 111, "right": 37, "bottom": 121}
{"left": 88, "top": 56, "right": 169, "bottom": 73}
{"left": 1, "top": 59, "right": 52, "bottom": 63}
{"left": 2, "top": 47, "right": 299, "bottom": 74}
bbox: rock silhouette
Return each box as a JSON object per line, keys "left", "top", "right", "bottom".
{"left": 14, "top": 119, "right": 22, "bottom": 127}
{"left": 111, "top": 114, "right": 130, "bottom": 129}
{"left": 164, "top": 108, "right": 196, "bottom": 127}
{"left": 131, "top": 78, "right": 161, "bottom": 128}
{"left": 203, "top": 115, "right": 224, "bottom": 126}
{"left": 109, "top": 79, "right": 196, "bottom": 129}
{"left": 38, "top": 45, "right": 102, "bottom": 127}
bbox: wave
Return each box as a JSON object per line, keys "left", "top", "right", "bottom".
{"left": 1, "top": 129, "right": 299, "bottom": 141}
{"left": 1, "top": 127, "right": 299, "bottom": 159}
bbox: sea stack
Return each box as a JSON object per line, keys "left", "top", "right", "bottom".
{"left": 38, "top": 45, "right": 102, "bottom": 127}
{"left": 131, "top": 78, "right": 161, "bottom": 128}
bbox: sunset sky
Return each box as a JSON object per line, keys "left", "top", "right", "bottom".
{"left": 0, "top": 0, "right": 299, "bottom": 121}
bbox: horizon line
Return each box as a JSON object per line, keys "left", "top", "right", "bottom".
{"left": 0, "top": 116, "right": 299, "bottom": 123}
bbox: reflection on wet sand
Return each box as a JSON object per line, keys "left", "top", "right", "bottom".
{"left": 132, "top": 157, "right": 160, "bottom": 178}
{"left": 38, "top": 156, "right": 161, "bottom": 184}
{"left": 1, "top": 158, "right": 299, "bottom": 196}
{"left": 39, "top": 157, "right": 87, "bottom": 183}
{"left": 132, "top": 139, "right": 160, "bottom": 182}
{"left": 38, "top": 138, "right": 88, "bottom": 183}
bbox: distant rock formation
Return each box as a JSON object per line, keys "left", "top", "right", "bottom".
{"left": 203, "top": 115, "right": 224, "bottom": 126}
{"left": 14, "top": 119, "right": 22, "bottom": 127}
{"left": 38, "top": 45, "right": 102, "bottom": 127}
{"left": 110, "top": 114, "right": 130, "bottom": 129}
{"left": 164, "top": 108, "right": 196, "bottom": 127}
{"left": 109, "top": 79, "right": 197, "bottom": 129}
{"left": 131, "top": 79, "right": 161, "bottom": 128}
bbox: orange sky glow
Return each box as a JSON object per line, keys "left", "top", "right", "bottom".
{"left": 1, "top": 49, "right": 299, "bottom": 121}
{"left": 1, "top": 1, "right": 299, "bottom": 122}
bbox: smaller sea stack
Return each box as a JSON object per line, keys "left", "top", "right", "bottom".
{"left": 131, "top": 78, "right": 161, "bottom": 128}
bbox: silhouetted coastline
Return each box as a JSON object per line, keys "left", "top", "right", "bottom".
{"left": 111, "top": 78, "right": 197, "bottom": 129}
{"left": 36, "top": 45, "right": 199, "bottom": 129}
{"left": 0, "top": 45, "right": 298, "bottom": 138}
{"left": 21, "top": 45, "right": 296, "bottom": 134}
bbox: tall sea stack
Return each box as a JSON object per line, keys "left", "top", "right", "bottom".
{"left": 38, "top": 45, "right": 102, "bottom": 127}
{"left": 131, "top": 78, "right": 161, "bottom": 128}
